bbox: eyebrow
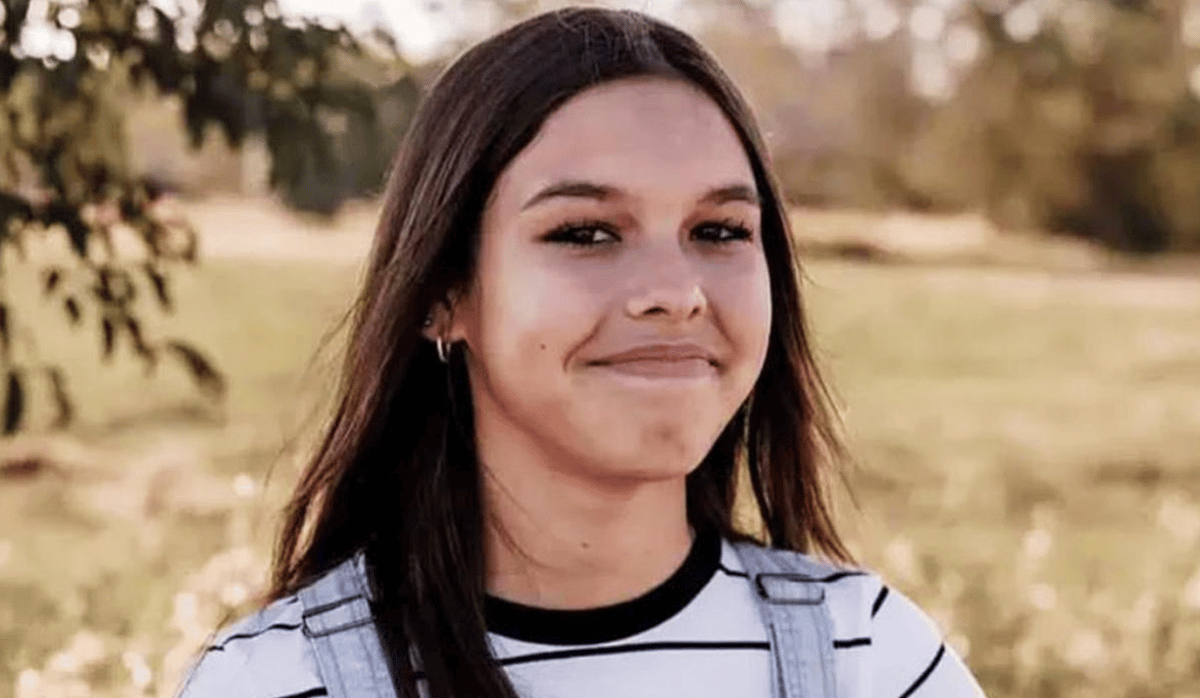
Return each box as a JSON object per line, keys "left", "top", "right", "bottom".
{"left": 520, "top": 180, "right": 761, "bottom": 210}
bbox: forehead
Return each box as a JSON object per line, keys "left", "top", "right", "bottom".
{"left": 490, "top": 77, "right": 756, "bottom": 209}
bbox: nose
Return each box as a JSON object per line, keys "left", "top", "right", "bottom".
{"left": 624, "top": 252, "right": 709, "bottom": 322}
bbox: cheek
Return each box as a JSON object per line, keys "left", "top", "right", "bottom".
{"left": 713, "top": 254, "right": 773, "bottom": 368}
{"left": 474, "top": 249, "right": 600, "bottom": 374}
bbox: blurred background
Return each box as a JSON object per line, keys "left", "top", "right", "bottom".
{"left": 1, "top": 0, "right": 1199, "bottom": 696}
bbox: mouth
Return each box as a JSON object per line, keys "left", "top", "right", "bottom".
{"left": 585, "top": 342, "right": 721, "bottom": 382}
{"left": 587, "top": 355, "right": 719, "bottom": 380}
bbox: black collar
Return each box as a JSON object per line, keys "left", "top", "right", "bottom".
{"left": 484, "top": 528, "right": 721, "bottom": 646}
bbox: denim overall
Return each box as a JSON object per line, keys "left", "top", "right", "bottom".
{"left": 294, "top": 542, "right": 841, "bottom": 698}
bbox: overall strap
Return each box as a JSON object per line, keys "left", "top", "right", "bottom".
{"left": 298, "top": 551, "right": 399, "bottom": 698}
{"left": 732, "top": 542, "right": 839, "bottom": 698}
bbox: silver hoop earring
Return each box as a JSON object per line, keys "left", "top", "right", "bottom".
{"left": 435, "top": 337, "right": 449, "bottom": 364}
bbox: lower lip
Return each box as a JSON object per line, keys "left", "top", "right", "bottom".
{"left": 591, "top": 358, "right": 717, "bottom": 380}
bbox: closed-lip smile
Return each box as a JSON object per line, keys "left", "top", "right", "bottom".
{"left": 590, "top": 342, "right": 718, "bottom": 366}
{"left": 588, "top": 343, "right": 719, "bottom": 380}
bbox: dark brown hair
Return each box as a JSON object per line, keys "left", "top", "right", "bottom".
{"left": 267, "top": 6, "right": 852, "bottom": 697}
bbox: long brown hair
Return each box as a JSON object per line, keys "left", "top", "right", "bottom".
{"left": 268, "top": 7, "right": 852, "bottom": 697}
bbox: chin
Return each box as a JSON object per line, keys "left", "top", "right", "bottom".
{"left": 584, "top": 423, "right": 718, "bottom": 483}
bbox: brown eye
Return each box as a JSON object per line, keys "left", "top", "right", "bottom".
{"left": 693, "top": 220, "right": 753, "bottom": 244}
{"left": 542, "top": 222, "right": 620, "bottom": 247}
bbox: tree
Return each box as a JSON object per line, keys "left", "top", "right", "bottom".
{"left": 682, "top": 0, "right": 1200, "bottom": 252}
{"left": 851, "top": 0, "right": 1200, "bottom": 252}
{"left": 0, "top": 0, "right": 417, "bottom": 431}
{"left": 955, "top": 0, "right": 1199, "bottom": 252}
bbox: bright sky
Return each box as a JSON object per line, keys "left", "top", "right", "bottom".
{"left": 275, "top": 0, "right": 933, "bottom": 61}
{"left": 277, "top": 0, "right": 692, "bottom": 62}
{"left": 278, "top": 0, "right": 474, "bottom": 61}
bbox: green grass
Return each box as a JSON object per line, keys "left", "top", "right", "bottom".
{"left": 805, "top": 261, "right": 1200, "bottom": 695}
{"left": 2, "top": 248, "right": 1199, "bottom": 698}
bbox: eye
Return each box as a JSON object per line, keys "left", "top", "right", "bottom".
{"left": 693, "top": 218, "right": 754, "bottom": 244}
{"left": 541, "top": 221, "right": 620, "bottom": 247}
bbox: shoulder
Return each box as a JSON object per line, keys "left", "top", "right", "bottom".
{"left": 729, "top": 542, "right": 987, "bottom": 697}
{"left": 727, "top": 540, "right": 878, "bottom": 622}
{"left": 728, "top": 541, "right": 886, "bottom": 643}
{"left": 862, "top": 579, "right": 985, "bottom": 697}
{"left": 174, "top": 594, "right": 325, "bottom": 698}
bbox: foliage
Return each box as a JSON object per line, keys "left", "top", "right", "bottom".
{"left": 0, "top": 0, "right": 416, "bottom": 430}
{"left": 695, "top": 0, "right": 1200, "bottom": 253}
{"left": 947, "top": 0, "right": 1200, "bottom": 253}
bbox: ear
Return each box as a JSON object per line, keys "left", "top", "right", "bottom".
{"left": 420, "top": 289, "right": 468, "bottom": 344}
{"left": 421, "top": 301, "right": 450, "bottom": 343}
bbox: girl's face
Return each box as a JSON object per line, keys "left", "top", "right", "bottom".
{"left": 440, "top": 77, "right": 772, "bottom": 487}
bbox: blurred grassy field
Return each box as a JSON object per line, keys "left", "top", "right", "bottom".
{"left": 1, "top": 199, "right": 1199, "bottom": 698}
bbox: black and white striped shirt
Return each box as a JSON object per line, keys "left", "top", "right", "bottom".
{"left": 484, "top": 531, "right": 985, "bottom": 698}
{"left": 177, "top": 531, "right": 986, "bottom": 698}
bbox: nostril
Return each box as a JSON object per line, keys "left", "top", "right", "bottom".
{"left": 625, "top": 285, "right": 708, "bottom": 320}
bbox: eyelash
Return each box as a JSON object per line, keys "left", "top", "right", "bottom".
{"left": 542, "top": 218, "right": 754, "bottom": 247}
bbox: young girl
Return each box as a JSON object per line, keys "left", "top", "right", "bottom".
{"left": 176, "top": 7, "right": 987, "bottom": 698}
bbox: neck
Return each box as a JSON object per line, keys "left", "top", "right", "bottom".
{"left": 481, "top": 455, "right": 694, "bottom": 610}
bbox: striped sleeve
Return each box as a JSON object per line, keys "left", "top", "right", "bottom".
{"left": 868, "top": 580, "right": 985, "bottom": 698}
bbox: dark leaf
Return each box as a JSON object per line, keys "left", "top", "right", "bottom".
{"left": 134, "top": 219, "right": 161, "bottom": 259}
{"left": 143, "top": 263, "right": 172, "bottom": 311}
{"left": 79, "top": 165, "right": 111, "bottom": 196}
{"left": 217, "top": 105, "right": 246, "bottom": 149}
{"left": 0, "top": 304, "right": 8, "bottom": 362}
{"left": 46, "top": 367, "right": 73, "bottom": 429}
{"left": 124, "top": 317, "right": 147, "bottom": 353}
{"left": 3, "top": 370, "right": 23, "bottom": 435}
{"left": 184, "top": 93, "right": 208, "bottom": 150}
{"left": 101, "top": 317, "right": 115, "bottom": 361}
{"left": 64, "top": 297, "right": 81, "bottom": 326}
{"left": 43, "top": 267, "right": 63, "bottom": 296}
{"left": 96, "top": 267, "right": 135, "bottom": 307}
{"left": 94, "top": 273, "right": 113, "bottom": 304}
{"left": 2, "top": 1, "right": 31, "bottom": 50}
{"left": 144, "top": 44, "right": 185, "bottom": 95}
{"left": 179, "top": 222, "right": 200, "bottom": 262}
{"left": 118, "top": 192, "right": 142, "bottom": 222}
{"left": 151, "top": 9, "right": 178, "bottom": 52}
{"left": 39, "top": 143, "right": 68, "bottom": 197}
{"left": 124, "top": 317, "right": 157, "bottom": 375}
{"left": 164, "top": 340, "right": 225, "bottom": 400}
{"left": 0, "top": 52, "right": 16, "bottom": 94}
{"left": 43, "top": 202, "right": 89, "bottom": 259}
{"left": 0, "top": 192, "right": 35, "bottom": 228}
